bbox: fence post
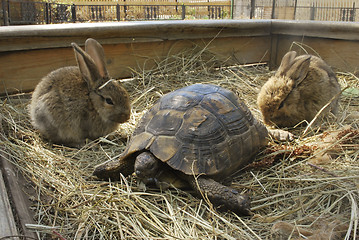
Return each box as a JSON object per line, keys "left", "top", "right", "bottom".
{"left": 154, "top": 6, "right": 157, "bottom": 19}
{"left": 116, "top": 4, "right": 120, "bottom": 21}
{"left": 99, "top": 6, "right": 103, "bottom": 20}
{"left": 2, "top": 0, "right": 9, "bottom": 25}
{"left": 45, "top": 2, "right": 50, "bottom": 24}
{"left": 71, "top": 4, "right": 76, "bottom": 22}
{"left": 250, "top": 0, "right": 255, "bottom": 19}
{"left": 181, "top": 4, "right": 185, "bottom": 19}
{"left": 350, "top": 2, "right": 355, "bottom": 22}
{"left": 293, "top": 0, "right": 297, "bottom": 20}
{"left": 310, "top": 3, "right": 315, "bottom": 20}
{"left": 271, "top": 0, "right": 276, "bottom": 19}
{"left": 124, "top": 0, "right": 127, "bottom": 20}
{"left": 207, "top": 0, "right": 210, "bottom": 19}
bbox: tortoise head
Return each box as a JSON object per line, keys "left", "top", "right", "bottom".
{"left": 134, "top": 152, "right": 160, "bottom": 184}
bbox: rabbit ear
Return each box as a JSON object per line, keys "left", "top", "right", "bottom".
{"left": 72, "top": 42, "right": 103, "bottom": 90}
{"left": 286, "top": 55, "right": 311, "bottom": 86}
{"left": 276, "top": 51, "right": 297, "bottom": 76}
{"left": 85, "top": 38, "right": 109, "bottom": 80}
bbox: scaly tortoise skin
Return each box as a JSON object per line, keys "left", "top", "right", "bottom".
{"left": 94, "top": 83, "right": 270, "bottom": 215}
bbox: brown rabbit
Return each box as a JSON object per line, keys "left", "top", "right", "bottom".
{"left": 257, "top": 51, "right": 341, "bottom": 127}
{"left": 29, "top": 38, "right": 131, "bottom": 147}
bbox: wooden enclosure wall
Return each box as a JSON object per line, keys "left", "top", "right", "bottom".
{"left": 0, "top": 20, "right": 272, "bottom": 95}
{"left": 270, "top": 20, "right": 359, "bottom": 71}
{"left": 1, "top": 20, "right": 359, "bottom": 95}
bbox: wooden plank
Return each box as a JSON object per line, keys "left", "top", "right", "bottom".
{"left": 271, "top": 20, "right": 359, "bottom": 41}
{"left": 0, "top": 20, "right": 272, "bottom": 51}
{"left": 272, "top": 35, "right": 359, "bottom": 72}
{"left": 0, "top": 20, "right": 272, "bottom": 95}
{"left": 0, "top": 149, "right": 38, "bottom": 239}
{"left": 0, "top": 36, "right": 271, "bottom": 94}
{"left": 2, "top": 20, "right": 359, "bottom": 95}
{"left": 0, "top": 171, "right": 18, "bottom": 238}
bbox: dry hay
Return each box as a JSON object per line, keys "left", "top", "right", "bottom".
{"left": 0, "top": 47, "right": 358, "bottom": 240}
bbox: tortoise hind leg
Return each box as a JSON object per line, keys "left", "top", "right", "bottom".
{"left": 187, "top": 176, "right": 251, "bottom": 215}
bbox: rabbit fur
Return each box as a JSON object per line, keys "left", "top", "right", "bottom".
{"left": 257, "top": 51, "right": 341, "bottom": 127}
{"left": 29, "top": 38, "right": 131, "bottom": 146}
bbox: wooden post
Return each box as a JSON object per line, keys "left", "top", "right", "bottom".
{"left": 271, "top": 0, "right": 276, "bottom": 19}
{"left": 250, "top": 0, "right": 255, "bottom": 19}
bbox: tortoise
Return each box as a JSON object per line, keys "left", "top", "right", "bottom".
{"left": 93, "top": 83, "right": 291, "bottom": 215}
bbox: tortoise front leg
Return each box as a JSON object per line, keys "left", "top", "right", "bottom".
{"left": 187, "top": 176, "right": 251, "bottom": 216}
{"left": 93, "top": 157, "right": 135, "bottom": 181}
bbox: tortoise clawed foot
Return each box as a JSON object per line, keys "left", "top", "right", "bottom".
{"left": 236, "top": 194, "right": 252, "bottom": 216}
{"left": 268, "top": 129, "right": 295, "bottom": 142}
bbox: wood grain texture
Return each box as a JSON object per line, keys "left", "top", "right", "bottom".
{"left": 0, "top": 149, "right": 37, "bottom": 239}
{"left": 273, "top": 35, "right": 359, "bottom": 72}
{"left": 0, "top": 171, "right": 18, "bottom": 238}
{"left": 0, "top": 36, "right": 271, "bottom": 94}
{"left": 1, "top": 20, "right": 359, "bottom": 95}
{"left": 0, "top": 20, "right": 271, "bottom": 51}
{"left": 271, "top": 20, "right": 359, "bottom": 41}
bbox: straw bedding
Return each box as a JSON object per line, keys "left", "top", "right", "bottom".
{"left": 0, "top": 48, "right": 358, "bottom": 239}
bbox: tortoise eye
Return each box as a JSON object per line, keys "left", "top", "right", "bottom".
{"left": 105, "top": 98, "right": 114, "bottom": 105}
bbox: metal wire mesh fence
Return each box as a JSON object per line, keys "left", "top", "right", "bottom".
{"left": 236, "top": 0, "right": 358, "bottom": 21}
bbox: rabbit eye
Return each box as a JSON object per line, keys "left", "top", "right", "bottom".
{"left": 105, "top": 98, "right": 114, "bottom": 105}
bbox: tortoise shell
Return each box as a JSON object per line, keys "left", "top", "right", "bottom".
{"left": 123, "top": 84, "right": 268, "bottom": 179}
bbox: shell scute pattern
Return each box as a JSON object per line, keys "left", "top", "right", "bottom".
{"left": 150, "top": 135, "right": 181, "bottom": 162}
{"left": 159, "top": 90, "right": 203, "bottom": 111}
{"left": 130, "top": 84, "right": 267, "bottom": 177}
{"left": 201, "top": 94, "right": 253, "bottom": 137}
{"left": 177, "top": 106, "right": 224, "bottom": 145}
{"left": 146, "top": 109, "right": 184, "bottom": 136}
